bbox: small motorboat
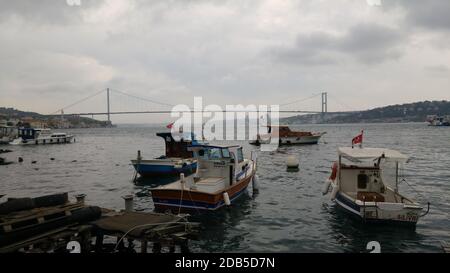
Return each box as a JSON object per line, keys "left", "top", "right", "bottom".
{"left": 131, "top": 132, "right": 199, "bottom": 177}
{"left": 250, "top": 125, "right": 325, "bottom": 146}
{"left": 0, "top": 126, "right": 17, "bottom": 144}
{"left": 150, "top": 144, "right": 258, "bottom": 212}
{"left": 426, "top": 115, "right": 450, "bottom": 126}
{"left": 323, "top": 146, "right": 429, "bottom": 226}
{"left": 10, "top": 128, "right": 74, "bottom": 145}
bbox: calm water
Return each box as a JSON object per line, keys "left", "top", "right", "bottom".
{"left": 1, "top": 123, "right": 449, "bottom": 253}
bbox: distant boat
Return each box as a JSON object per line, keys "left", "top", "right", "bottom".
{"left": 10, "top": 128, "right": 74, "bottom": 145}
{"left": 0, "top": 126, "right": 17, "bottom": 145}
{"left": 250, "top": 125, "right": 326, "bottom": 145}
{"left": 150, "top": 143, "right": 257, "bottom": 212}
{"left": 323, "top": 147, "right": 429, "bottom": 226}
{"left": 426, "top": 115, "right": 450, "bottom": 126}
{"left": 131, "top": 132, "right": 199, "bottom": 177}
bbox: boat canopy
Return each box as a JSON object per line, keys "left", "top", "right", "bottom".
{"left": 338, "top": 147, "right": 408, "bottom": 163}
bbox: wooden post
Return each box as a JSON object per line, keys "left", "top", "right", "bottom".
{"left": 141, "top": 240, "right": 148, "bottom": 253}
{"left": 95, "top": 233, "right": 104, "bottom": 253}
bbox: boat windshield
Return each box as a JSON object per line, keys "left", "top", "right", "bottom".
{"left": 237, "top": 147, "right": 244, "bottom": 163}
{"left": 196, "top": 147, "right": 231, "bottom": 160}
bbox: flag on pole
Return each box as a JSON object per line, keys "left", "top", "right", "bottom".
{"left": 352, "top": 130, "right": 363, "bottom": 148}
{"left": 166, "top": 122, "right": 174, "bottom": 129}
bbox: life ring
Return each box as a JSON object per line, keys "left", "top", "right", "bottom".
{"left": 329, "top": 161, "right": 338, "bottom": 181}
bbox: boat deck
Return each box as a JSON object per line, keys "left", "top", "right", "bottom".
{"left": 159, "top": 176, "right": 228, "bottom": 194}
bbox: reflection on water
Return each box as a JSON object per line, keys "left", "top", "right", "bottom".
{"left": 0, "top": 123, "right": 448, "bottom": 252}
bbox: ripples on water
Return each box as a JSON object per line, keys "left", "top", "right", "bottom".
{"left": 1, "top": 123, "right": 449, "bottom": 252}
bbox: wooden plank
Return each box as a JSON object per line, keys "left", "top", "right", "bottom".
{"left": 0, "top": 203, "right": 84, "bottom": 227}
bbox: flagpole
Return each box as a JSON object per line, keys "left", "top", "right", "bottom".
{"left": 360, "top": 130, "right": 363, "bottom": 149}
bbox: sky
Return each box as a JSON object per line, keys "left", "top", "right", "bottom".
{"left": 0, "top": 0, "right": 449, "bottom": 123}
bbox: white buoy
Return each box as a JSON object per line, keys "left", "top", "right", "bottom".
{"left": 223, "top": 192, "right": 231, "bottom": 206}
{"left": 322, "top": 179, "right": 332, "bottom": 195}
{"left": 252, "top": 175, "right": 260, "bottom": 193}
{"left": 286, "top": 155, "right": 299, "bottom": 171}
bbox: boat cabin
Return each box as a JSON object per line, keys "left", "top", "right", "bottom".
{"left": 156, "top": 132, "right": 199, "bottom": 158}
{"left": 17, "top": 128, "right": 50, "bottom": 140}
{"left": 337, "top": 147, "right": 412, "bottom": 203}
{"left": 188, "top": 144, "right": 249, "bottom": 186}
{"left": 267, "top": 125, "right": 314, "bottom": 137}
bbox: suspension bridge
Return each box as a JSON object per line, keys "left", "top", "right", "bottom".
{"left": 47, "top": 88, "right": 355, "bottom": 123}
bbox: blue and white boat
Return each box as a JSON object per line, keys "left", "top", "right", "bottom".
{"left": 323, "top": 147, "right": 429, "bottom": 226}
{"left": 10, "top": 128, "right": 74, "bottom": 145}
{"left": 131, "top": 132, "right": 199, "bottom": 177}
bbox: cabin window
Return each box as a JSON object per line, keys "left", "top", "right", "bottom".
{"left": 237, "top": 148, "right": 244, "bottom": 163}
{"left": 222, "top": 148, "right": 230, "bottom": 158}
{"left": 357, "top": 174, "right": 368, "bottom": 189}
{"left": 208, "top": 148, "right": 222, "bottom": 159}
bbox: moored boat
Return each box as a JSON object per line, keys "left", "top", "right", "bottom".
{"left": 323, "top": 146, "right": 429, "bottom": 226}
{"left": 250, "top": 125, "right": 325, "bottom": 146}
{"left": 150, "top": 144, "right": 257, "bottom": 212}
{"left": 426, "top": 115, "right": 450, "bottom": 126}
{"left": 10, "top": 128, "right": 74, "bottom": 145}
{"left": 0, "top": 126, "right": 18, "bottom": 145}
{"left": 131, "top": 132, "right": 198, "bottom": 177}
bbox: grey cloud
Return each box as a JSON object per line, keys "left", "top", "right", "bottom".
{"left": 0, "top": 0, "right": 103, "bottom": 24}
{"left": 388, "top": 0, "right": 450, "bottom": 31}
{"left": 270, "top": 23, "right": 406, "bottom": 66}
{"left": 425, "top": 65, "right": 449, "bottom": 74}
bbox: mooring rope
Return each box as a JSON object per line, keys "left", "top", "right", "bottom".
{"left": 113, "top": 219, "right": 188, "bottom": 251}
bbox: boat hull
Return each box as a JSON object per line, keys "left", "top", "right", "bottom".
{"left": 335, "top": 192, "right": 422, "bottom": 226}
{"left": 150, "top": 172, "right": 254, "bottom": 211}
{"left": 250, "top": 134, "right": 325, "bottom": 145}
{"left": 10, "top": 136, "right": 74, "bottom": 145}
{"left": 131, "top": 160, "right": 197, "bottom": 177}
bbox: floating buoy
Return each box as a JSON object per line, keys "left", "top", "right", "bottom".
{"left": 223, "top": 192, "right": 231, "bottom": 206}
{"left": 252, "top": 175, "right": 260, "bottom": 193}
{"left": 322, "top": 178, "right": 332, "bottom": 195}
{"left": 330, "top": 182, "right": 339, "bottom": 201}
{"left": 31, "top": 161, "right": 37, "bottom": 164}
{"left": 286, "top": 155, "right": 299, "bottom": 171}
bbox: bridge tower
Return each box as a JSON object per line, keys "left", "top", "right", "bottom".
{"left": 321, "top": 92, "right": 327, "bottom": 114}
{"left": 107, "top": 88, "right": 111, "bottom": 123}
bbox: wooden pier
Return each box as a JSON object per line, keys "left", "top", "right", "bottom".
{"left": 0, "top": 193, "right": 198, "bottom": 253}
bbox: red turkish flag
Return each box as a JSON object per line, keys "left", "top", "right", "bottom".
{"left": 166, "top": 122, "right": 174, "bottom": 129}
{"left": 352, "top": 131, "right": 363, "bottom": 146}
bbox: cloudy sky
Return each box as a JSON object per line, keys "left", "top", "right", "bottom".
{"left": 0, "top": 0, "right": 449, "bottom": 123}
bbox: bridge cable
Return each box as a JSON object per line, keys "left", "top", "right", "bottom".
{"left": 110, "top": 88, "right": 176, "bottom": 108}
{"left": 279, "top": 93, "right": 322, "bottom": 107}
{"left": 49, "top": 88, "right": 106, "bottom": 115}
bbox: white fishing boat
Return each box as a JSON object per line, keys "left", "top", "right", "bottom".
{"left": 323, "top": 147, "right": 429, "bottom": 226}
{"left": 10, "top": 128, "right": 74, "bottom": 145}
{"left": 426, "top": 115, "right": 450, "bottom": 126}
{"left": 150, "top": 144, "right": 258, "bottom": 212}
